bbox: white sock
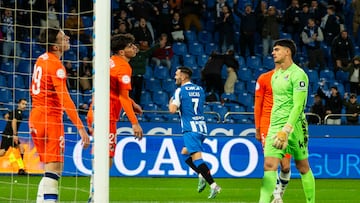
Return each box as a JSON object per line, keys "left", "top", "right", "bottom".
{"left": 279, "top": 170, "right": 291, "bottom": 195}
{"left": 89, "top": 174, "right": 94, "bottom": 198}
{"left": 36, "top": 178, "right": 45, "bottom": 203}
{"left": 41, "top": 172, "right": 60, "bottom": 202}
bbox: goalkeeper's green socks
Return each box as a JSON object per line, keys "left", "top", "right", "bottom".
{"left": 259, "top": 170, "right": 277, "bottom": 203}
{"left": 301, "top": 169, "right": 315, "bottom": 203}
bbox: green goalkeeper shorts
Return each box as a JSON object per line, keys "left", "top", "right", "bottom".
{"left": 264, "top": 119, "right": 309, "bottom": 161}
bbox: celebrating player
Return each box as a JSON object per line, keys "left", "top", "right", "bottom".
{"left": 87, "top": 33, "right": 144, "bottom": 202}
{"left": 0, "top": 98, "right": 28, "bottom": 175}
{"left": 169, "top": 66, "right": 221, "bottom": 199}
{"left": 29, "top": 27, "right": 90, "bottom": 202}
{"left": 255, "top": 64, "right": 291, "bottom": 203}
{"left": 258, "top": 39, "right": 315, "bottom": 203}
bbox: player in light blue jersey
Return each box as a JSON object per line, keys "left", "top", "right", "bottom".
{"left": 169, "top": 66, "right": 221, "bottom": 199}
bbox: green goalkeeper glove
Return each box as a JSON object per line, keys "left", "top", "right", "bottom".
{"left": 272, "top": 124, "right": 293, "bottom": 150}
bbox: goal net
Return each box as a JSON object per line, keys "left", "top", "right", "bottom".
{"left": 0, "top": 0, "right": 110, "bottom": 202}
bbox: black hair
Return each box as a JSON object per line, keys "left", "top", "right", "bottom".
{"left": 39, "top": 27, "right": 61, "bottom": 51}
{"left": 110, "top": 33, "right": 135, "bottom": 54}
{"left": 177, "top": 66, "right": 193, "bottom": 78}
{"left": 18, "top": 98, "right": 27, "bottom": 103}
{"left": 273, "top": 39, "right": 297, "bottom": 58}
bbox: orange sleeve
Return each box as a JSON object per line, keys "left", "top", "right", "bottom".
{"left": 51, "top": 65, "right": 85, "bottom": 130}
{"left": 87, "top": 101, "right": 94, "bottom": 128}
{"left": 254, "top": 75, "right": 265, "bottom": 129}
{"left": 119, "top": 89, "right": 138, "bottom": 125}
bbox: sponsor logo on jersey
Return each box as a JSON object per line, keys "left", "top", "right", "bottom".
{"left": 122, "top": 75, "right": 131, "bottom": 84}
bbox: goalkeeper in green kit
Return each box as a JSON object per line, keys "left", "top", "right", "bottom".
{"left": 259, "top": 39, "right": 315, "bottom": 203}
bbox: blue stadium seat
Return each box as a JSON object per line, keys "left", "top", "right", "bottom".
{"left": 70, "top": 89, "right": 84, "bottom": 107}
{"left": 184, "top": 30, "right": 197, "bottom": 42}
{"left": 319, "top": 69, "right": 335, "bottom": 81}
{"left": 143, "top": 66, "right": 153, "bottom": 80}
{"left": 307, "top": 69, "right": 319, "bottom": 83}
{"left": 335, "top": 70, "right": 349, "bottom": 83}
{"left": 238, "top": 68, "right": 253, "bottom": 82}
{"left": 197, "top": 54, "right": 209, "bottom": 67}
{"left": 205, "top": 20, "right": 216, "bottom": 32}
{"left": 211, "top": 104, "right": 228, "bottom": 121}
{"left": 0, "top": 75, "right": 7, "bottom": 87}
{"left": 234, "top": 81, "right": 246, "bottom": 94}
{"left": 183, "top": 54, "right": 197, "bottom": 67}
{"left": 204, "top": 43, "right": 218, "bottom": 55}
{"left": 280, "top": 32, "right": 292, "bottom": 39}
{"left": 162, "top": 78, "right": 177, "bottom": 94}
{"left": 7, "top": 75, "right": 25, "bottom": 89}
{"left": 0, "top": 88, "right": 12, "bottom": 103}
{"left": 190, "top": 66, "right": 202, "bottom": 81}
{"left": 246, "top": 80, "right": 257, "bottom": 93}
{"left": 82, "top": 16, "right": 93, "bottom": 27}
{"left": 140, "top": 90, "right": 153, "bottom": 106}
{"left": 64, "top": 49, "right": 78, "bottom": 61}
{"left": 163, "top": 113, "right": 180, "bottom": 122}
{"left": 1, "top": 62, "right": 14, "bottom": 73}
{"left": 221, "top": 93, "right": 236, "bottom": 101}
{"left": 237, "top": 92, "right": 254, "bottom": 108}
{"left": 235, "top": 55, "right": 246, "bottom": 69}
{"left": 144, "top": 77, "right": 162, "bottom": 92}
{"left": 198, "top": 31, "right": 213, "bottom": 45}
{"left": 15, "top": 89, "right": 30, "bottom": 101}
{"left": 246, "top": 55, "right": 262, "bottom": 69}
{"left": 17, "top": 59, "right": 32, "bottom": 74}
{"left": 171, "top": 55, "right": 181, "bottom": 68}
{"left": 152, "top": 91, "right": 169, "bottom": 107}
{"left": 172, "top": 42, "right": 188, "bottom": 56}
{"left": 254, "top": 68, "right": 267, "bottom": 79}
{"left": 153, "top": 65, "right": 170, "bottom": 80}
{"left": 188, "top": 42, "right": 204, "bottom": 56}
{"left": 262, "top": 55, "right": 275, "bottom": 69}
{"left": 221, "top": 65, "right": 228, "bottom": 80}
{"left": 83, "top": 90, "right": 93, "bottom": 104}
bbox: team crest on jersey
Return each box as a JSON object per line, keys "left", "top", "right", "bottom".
{"left": 56, "top": 69, "right": 66, "bottom": 79}
{"left": 122, "top": 75, "right": 131, "bottom": 84}
{"left": 284, "top": 74, "right": 289, "bottom": 81}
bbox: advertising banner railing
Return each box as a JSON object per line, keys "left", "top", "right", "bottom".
{"left": 0, "top": 122, "right": 359, "bottom": 178}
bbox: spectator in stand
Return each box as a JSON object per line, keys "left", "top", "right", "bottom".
{"left": 128, "top": 0, "right": 159, "bottom": 40}
{"left": 169, "top": 0, "right": 182, "bottom": 13}
{"left": 301, "top": 18, "right": 326, "bottom": 70}
{"left": 151, "top": 33, "right": 174, "bottom": 69}
{"left": 282, "top": 0, "right": 302, "bottom": 44}
{"left": 331, "top": 30, "right": 355, "bottom": 73}
{"left": 37, "top": 0, "right": 61, "bottom": 31}
{"left": 308, "top": 94, "right": 325, "bottom": 124}
{"left": 352, "top": 0, "right": 360, "bottom": 43}
{"left": 64, "top": 7, "right": 91, "bottom": 45}
{"left": 309, "top": 0, "right": 326, "bottom": 26}
{"left": 261, "top": 6, "right": 281, "bottom": 56}
{"left": 223, "top": 50, "right": 239, "bottom": 94}
{"left": 64, "top": 61, "right": 78, "bottom": 90}
{"left": 132, "top": 18, "right": 154, "bottom": 48}
{"left": 181, "top": 0, "right": 205, "bottom": 32}
{"left": 299, "top": 3, "right": 313, "bottom": 31}
{"left": 129, "top": 43, "right": 160, "bottom": 104}
{"left": 1, "top": 8, "right": 22, "bottom": 66}
{"left": 79, "top": 57, "right": 93, "bottom": 91}
{"left": 214, "top": 0, "right": 228, "bottom": 31}
{"left": 320, "top": 5, "right": 343, "bottom": 45}
{"left": 234, "top": 2, "right": 257, "bottom": 57}
{"left": 170, "top": 12, "right": 185, "bottom": 42}
{"left": 343, "top": 92, "right": 360, "bottom": 125}
{"left": 201, "top": 51, "right": 225, "bottom": 98}
{"left": 341, "top": 56, "right": 360, "bottom": 95}
{"left": 155, "top": 0, "right": 173, "bottom": 36}
{"left": 317, "top": 83, "right": 343, "bottom": 125}
{"left": 113, "top": 22, "right": 130, "bottom": 35}
{"left": 218, "top": 5, "right": 235, "bottom": 53}
{"left": 113, "top": 9, "right": 133, "bottom": 33}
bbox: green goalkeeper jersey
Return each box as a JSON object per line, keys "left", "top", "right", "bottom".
{"left": 270, "top": 63, "right": 308, "bottom": 128}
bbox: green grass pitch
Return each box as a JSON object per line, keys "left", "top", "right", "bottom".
{"left": 0, "top": 176, "right": 359, "bottom": 202}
